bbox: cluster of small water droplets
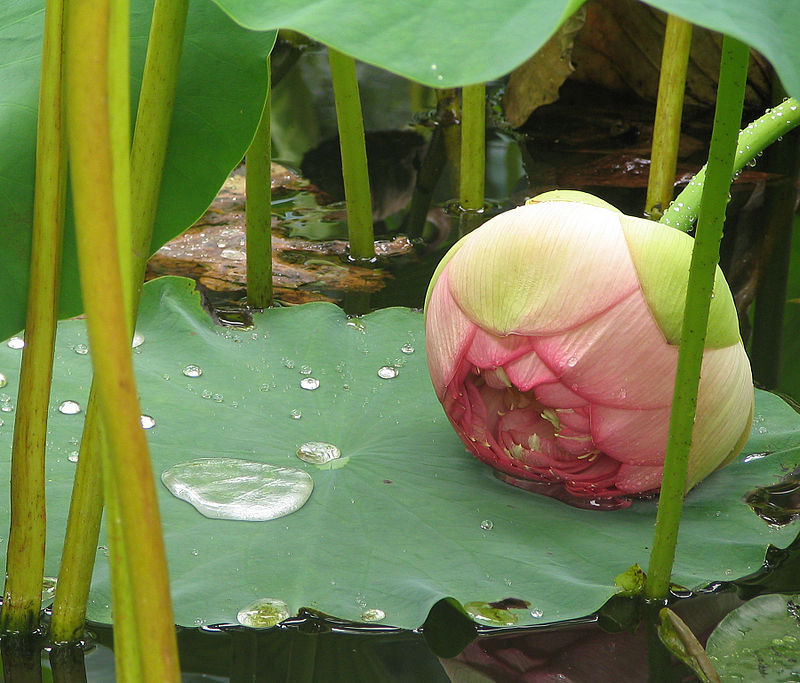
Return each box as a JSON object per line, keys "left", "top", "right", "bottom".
{"left": 68, "top": 451, "right": 79, "bottom": 463}
{"left": 296, "top": 441, "right": 341, "bottom": 465}
{"left": 182, "top": 364, "right": 203, "bottom": 378}
{"left": 236, "top": 598, "right": 289, "bottom": 628}
{"left": 377, "top": 366, "right": 399, "bottom": 379}
{"left": 299, "top": 365, "right": 313, "bottom": 376}
{"left": 7, "top": 336, "right": 24, "bottom": 350}
{"left": 58, "top": 400, "right": 81, "bottom": 415}
{"left": 300, "top": 377, "right": 320, "bottom": 391}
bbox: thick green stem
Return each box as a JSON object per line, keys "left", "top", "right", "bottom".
{"left": 645, "top": 15, "right": 692, "bottom": 219}
{"left": 51, "top": 0, "right": 188, "bottom": 645}
{"left": 246, "top": 59, "right": 273, "bottom": 307}
{"left": 661, "top": 97, "right": 800, "bottom": 231}
{"left": 1, "top": 0, "right": 67, "bottom": 635}
{"left": 645, "top": 36, "right": 750, "bottom": 600}
{"left": 328, "top": 48, "right": 374, "bottom": 260}
{"left": 65, "top": 0, "right": 180, "bottom": 678}
{"left": 459, "top": 83, "right": 486, "bottom": 211}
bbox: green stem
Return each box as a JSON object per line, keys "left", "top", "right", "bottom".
{"left": 129, "top": 0, "right": 189, "bottom": 288}
{"left": 65, "top": 0, "right": 180, "bottom": 678}
{"left": 49, "top": 397, "right": 104, "bottom": 644}
{"left": 405, "top": 123, "right": 447, "bottom": 239}
{"left": 328, "top": 47, "right": 374, "bottom": 260}
{"left": 645, "top": 15, "right": 692, "bottom": 219}
{"left": 1, "top": 0, "right": 67, "bottom": 635}
{"left": 645, "top": 36, "right": 750, "bottom": 600}
{"left": 661, "top": 96, "right": 800, "bottom": 231}
{"left": 51, "top": 0, "right": 188, "bottom": 645}
{"left": 246, "top": 59, "right": 273, "bottom": 307}
{"left": 459, "top": 83, "right": 486, "bottom": 211}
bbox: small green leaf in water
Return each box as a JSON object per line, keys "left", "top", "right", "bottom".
{"left": 615, "top": 564, "right": 647, "bottom": 595}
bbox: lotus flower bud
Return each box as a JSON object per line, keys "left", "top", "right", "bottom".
{"left": 424, "top": 192, "right": 753, "bottom": 509}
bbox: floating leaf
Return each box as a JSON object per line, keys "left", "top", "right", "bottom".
{"left": 0, "top": 277, "right": 798, "bottom": 629}
{"left": 706, "top": 594, "right": 800, "bottom": 681}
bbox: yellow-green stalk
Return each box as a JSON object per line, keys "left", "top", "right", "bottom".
{"left": 328, "top": 47, "right": 375, "bottom": 259}
{"left": 1, "top": 0, "right": 67, "bottom": 635}
{"left": 645, "top": 15, "right": 692, "bottom": 220}
{"left": 65, "top": 0, "right": 180, "bottom": 678}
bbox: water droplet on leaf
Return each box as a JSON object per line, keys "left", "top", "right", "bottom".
{"left": 182, "top": 365, "right": 203, "bottom": 378}
{"left": 297, "top": 441, "right": 341, "bottom": 465}
{"left": 7, "top": 337, "right": 24, "bottom": 350}
{"left": 131, "top": 332, "right": 145, "bottom": 348}
{"left": 480, "top": 519, "right": 494, "bottom": 530}
{"left": 290, "top": 409, "right": 302, "bottom": 420}
{"left": 58, "top": 400, "right": 81, "bottom": 415}
{"left": 377, "top": 366, "right": 398, "bottom": 379}
{"left": 300, "top": 377, "right": 320, "bottom": 390}
{"left": 140, "top": 415, "right": 156, "bottom": 429}
{"left": 73, "top": 344, "right": 89, "bottom": 355}
{"left": 161, "top": 458, "right": 314, "bottom": 521}
{"left": 400, "top": 343, "right": 415, "bottom": 354}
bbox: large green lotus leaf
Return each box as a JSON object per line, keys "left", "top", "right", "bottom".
{"left": 0, "top": 276, "right": 798, "bottom": 629}
{"left": 0, "top": 0, "right": 273, "bottom": 342}
{"left": 210, "top": 0, "right": 800, "bottom": 98}
{"left": 706, "top": 594, "right": 800, "bottom": 680}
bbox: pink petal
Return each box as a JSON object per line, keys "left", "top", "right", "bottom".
{"left": 534, "top": 382, "right": 589, "bottom": 409}
{"left": 687, "top": 343, "right": 754, "bottom": 488}
{"left": 555, "top": 408, "right": 590, "bottom": 432}
{"left": 425, "top": 266, "right": 477, "bottom": 399}
{"left": 503, "top": 349, "right": 558, "bottom": 391}
{"left": 531, "top": 288, "right": 678, "bottom": 409}
{"left": 465, "top": 329, "right": 537, "bottom": 369}
{"left": 614, "top": 464, "right": 663, "bottom": 494}
{"left": 591, "top": 404, "right": 670, "bottom": 466}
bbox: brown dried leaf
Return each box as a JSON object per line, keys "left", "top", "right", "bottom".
{"left": 503, "top": 8, "right": 587, "bottom": 128}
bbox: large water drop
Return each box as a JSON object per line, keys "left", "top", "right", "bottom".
{"left": 7, "top": 337, "right": 24, "bottom": 350}
{"left": 0, "top": 373, "right": 6, "bottom": 389}
{"left": 377, "top": 366, "right": 398, "bottom": 379}
{"left": 161, "top": 458, "right": 313, "bottom": 521}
